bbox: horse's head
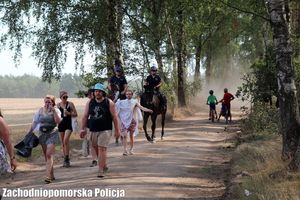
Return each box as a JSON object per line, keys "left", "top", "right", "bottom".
{"left": 107, "top": 83, "right": 120, "bottom": 102}
{"left": 110, "top": 83, "right": 119, "bottom": 92}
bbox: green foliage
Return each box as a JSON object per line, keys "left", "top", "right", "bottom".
{"left": 241, "top": 103, "right": 279, "bottom": 137}
{"left": 0, "top": 1, "right": 112, "bottom": 82}
{"left": 160, "top": 80, "right": 176, "bottom": 108}
{"left": 237, "top": 49, "right": 277, "bottom": 104}
{"left": 1, "top": 0, "right": 297, "bottom": 109}
{"left": 185, "top": 79, "right": 202, "bottom": 104}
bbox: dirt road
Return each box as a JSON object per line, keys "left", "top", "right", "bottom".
{"left": 0, "top": 110, "right": 234, "bottom": 200}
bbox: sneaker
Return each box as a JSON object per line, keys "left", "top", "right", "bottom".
{"left": 63, "top": 159, "right": 70, "bottom": 168}
{"left": 44, "top": 177, "right": 53, "bottom": 184}
{"left": 104, "top": 166, "right": 109, "bottom": 173}
{"left": 123, "top": 151, "right": 128, "bottom": 156}
{"left": 129, "top": 149, "right": 134, "bottom": 155}
{"left": 90, "top": 160, "right": 97, "bottom": 167}
{"left": 97, "top": 170, "right": 105, "bottom": 178}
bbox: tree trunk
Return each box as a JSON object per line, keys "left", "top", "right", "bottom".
{"left": 106, "top": 0, "right": 123, "bottom": 77}
{"left": 154, "top": 44, "right": 165, "bottom": 80}
{"left": 291, "top": 1, "right": 300, "bottom": 59}
{"left": 267, "top": 0, "right": 300, "bottom": 170}
{"left": 205, "top": 41, "right": 212, "bottom": 85}
{"left": 151, "top": 0, "right": 166, "bottom": 81}
{"left": 176, "top": 8, "right": 186, "bottom": 107}
{"left": 194, "top": 35, "right": 202, "bottom": 81}
{"left": 165, "top": 19, "right": 177, "bottom": 81}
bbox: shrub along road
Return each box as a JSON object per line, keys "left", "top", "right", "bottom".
{"left": 0, "top": 110, "right": 235, "bottom": 200}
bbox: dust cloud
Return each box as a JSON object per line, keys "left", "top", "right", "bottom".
{"left": 193, "top": 63, "right": 249, "bottom": 111}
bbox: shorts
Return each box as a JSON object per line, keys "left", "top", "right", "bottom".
{"left": 121, "top": 119, "right": 137, "bottom": 136}
{"left": 209, "top": 103, "right": 216, "bottom": 111}
{"left": 225, "top": 104, "right": 231, "bottom": 115}
{"left": 38, "top": 130, "right": 60, "bottom": 145}
{"left": 58, "top": 118, "right": 72, "bottom": 132}
{"left": 90, "top": 130, "right": 112, "bottom": 148}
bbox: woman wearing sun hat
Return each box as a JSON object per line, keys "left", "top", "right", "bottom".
{"left": 57, "top": 91, "right": 78, "bottom": 168}
{"left": 80, "top": 83, "right": 120, "bottom": 178}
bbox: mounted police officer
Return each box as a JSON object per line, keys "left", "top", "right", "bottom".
{"left": 143, "top": 63, "right": 167, "bottom": 110}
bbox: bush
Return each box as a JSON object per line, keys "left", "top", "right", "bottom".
{"left": 241, "top": 103, "right": 279, "bottom": 136}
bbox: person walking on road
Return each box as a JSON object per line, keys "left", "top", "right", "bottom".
{"left": 80, "top": 83, "right": 120, "bottom": 178}
{"left": 57, "top": 91, "right": 78, "bottom": 167}
{"left": 82, "top": 88, "right": 98, "bottom": 167}
{"left": 27, "top": 95, "right": 61, "bottom": 183}
{"left": 116, "top": 90, "right": 153, "bottom": 156}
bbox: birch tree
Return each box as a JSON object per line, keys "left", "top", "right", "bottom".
{"left": 267, "top": 0, "right": 300, "bottom": 170}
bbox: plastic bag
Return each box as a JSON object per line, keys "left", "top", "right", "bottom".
{"left": 72, "top": 117, "right": 80, "bottom": 133}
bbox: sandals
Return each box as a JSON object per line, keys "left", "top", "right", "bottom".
{"left": 129, "top": 149, "right": 134, "bottom": 155}
{"left": 104, "top": 166, "right": 109, "bottom": 173}
{"left": 90, "top": 160, "right": 97, "bottom": 167}
{"left": 97, "top": 170, "right": 105, "bottom": 178}
{"left": 44, "top": 177, "right": 55, "bottom": 184}
{"left": 97, "top": 166, "right": 109, "bottom": 178}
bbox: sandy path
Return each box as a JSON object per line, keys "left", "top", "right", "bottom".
{"left": 0, "top": 110, "right": 234, "bottom": 200}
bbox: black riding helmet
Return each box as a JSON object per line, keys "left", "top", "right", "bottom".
{"left": 209, "top": 90, "right": 214, "bottom": 95}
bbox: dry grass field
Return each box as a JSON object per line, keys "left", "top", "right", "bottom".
{"left": 0, "top": 98, "right": 88, "bottom": 143}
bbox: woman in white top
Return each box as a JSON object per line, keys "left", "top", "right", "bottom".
{"left": 116, "top": 90, "right": 153, "bottom": 155}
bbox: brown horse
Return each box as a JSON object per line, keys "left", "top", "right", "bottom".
{"left": 140, "top": 89, "right": 167, "bottom": 142}
{"left": 107, "top": 83, "right": 120, "bottom": 102}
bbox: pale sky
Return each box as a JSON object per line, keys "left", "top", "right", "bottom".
{"left": 0, "top": 47, "right": 93, "bottom": 76}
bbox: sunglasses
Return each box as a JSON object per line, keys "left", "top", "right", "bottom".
{"left": 45, "top": 101, "right": 51, "bottom": 104}
{"left": 62, "top": 96, "right": 68, "bottom": 99}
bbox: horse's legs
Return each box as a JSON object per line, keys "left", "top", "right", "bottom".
{"left": 161, "top": 112, "right": 166, "bottom": 140}
{"left": 143, "top": 113, "right": 152, "bottom": 142}
{"left": 151, "top": 114, "right": 157, "bottom": 140}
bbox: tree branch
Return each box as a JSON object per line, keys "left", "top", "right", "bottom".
{"left": 219, "top": 0, "right": 271, "bottom": 22}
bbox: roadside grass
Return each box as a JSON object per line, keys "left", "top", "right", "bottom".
{"left": 230, "top": 133, "right": 300, "bottom": 199}
{"left": 173, "top": 106, "right": 194, "bottom": 119}
{"left": 229, "top": 103, "right": 300, "bottom": 200}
